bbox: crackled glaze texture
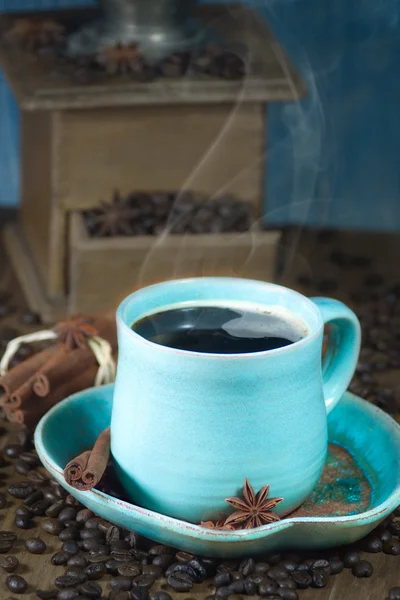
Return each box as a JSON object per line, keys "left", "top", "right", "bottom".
{"left": 111, "top": 278, "right": 360, "bottom": 523}
{"left": 34, "top": 386, "right": 400, "bottom": 558}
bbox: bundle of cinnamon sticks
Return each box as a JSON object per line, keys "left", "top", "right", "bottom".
{"left": 0, "top": 316, "right": 117, "bottom": 430}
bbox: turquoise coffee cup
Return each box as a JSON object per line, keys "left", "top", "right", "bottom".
{"left": 111, "top": 277, "right": 361, "bottom": 524}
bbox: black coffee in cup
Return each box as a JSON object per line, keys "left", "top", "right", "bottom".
{"left": 131, "top": 304, "right": 307, "bottom": 354}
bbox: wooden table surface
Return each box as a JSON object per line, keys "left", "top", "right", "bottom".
{"left": 0, "top": 223, "right": 399, "bottom": 599}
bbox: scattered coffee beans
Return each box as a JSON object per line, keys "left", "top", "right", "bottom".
{"left": 25, "top": 537, "right": 46, "bottom": 554}
{"left": 6, "top": 574, "right": 28, "bottom": 594}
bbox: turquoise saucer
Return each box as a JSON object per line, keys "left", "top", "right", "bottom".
{"left": 34, "top": 384, "right": 400, "bottom": 558}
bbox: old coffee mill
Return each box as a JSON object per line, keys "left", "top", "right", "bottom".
{"left": 0, "top": 1, "right": 398, "bottom": 600}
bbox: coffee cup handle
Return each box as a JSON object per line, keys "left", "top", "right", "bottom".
{"left": 311, "top": 297, "right": 361, "bottom": 415}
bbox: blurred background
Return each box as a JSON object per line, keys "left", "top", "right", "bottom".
{"left": 1, "top": 0, "right": 399, "bottom": 230}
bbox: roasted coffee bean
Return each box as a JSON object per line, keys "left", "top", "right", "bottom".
{"left": 238, "top": 558, "right": 255, "bottom": 577}
{"left": 8, "top": 481, "right": 35, "bottom": 498}
{"left": 175, "top": 551, "right": 194, "bottom": 563}
{"left": 43, "top": 490, "right": 59, "bottom": 503}
{"left": 59, "top": 527, "right": 79, "bottom": 541}
{"left": 5, "top": 445, "right": 23, "bottom": 459}
{"left": 62, "top": 540, "right": 80, "bottom": 555}
{"left": 213, "top": 572, "right": 232, "bottom": 588}
{"left": 97, "top": 519, "right": 111, "bottom": 534}
{"left": 342, "top": 550, "right": 360, "bottom": 567}
{"left": 42, "top": 518, "right": 63, "bottom": 535}
{"left": 250, "top": 574, "right": 264, "bottom": 586}
{"left": 109, "top": 577, "right": 133, "bottom": 591}
{"left": 291, "top": 570, "right": 312, "bottom": 588}
{"left": 389, "top": 520, "right": 400, "bottom": 536}
{"left": 279, "top": 560, "right": 297, "bottom": 573}
{"left": 52, "top": 551, "right": 71, "bottom": 566}
{"left": 56, "top": 574, "right": 86, "bottom": 589}
{"left": 35, "top": 591, "right": 58, "bottom": 599}
{"left": 152, "top": 554, "right": 174, "bottom": 569}
{"left": 268, "top": 566, "right": 288, "bottom": 581}
{"left": 76, "top": 509, "right": 95, "bottom": 524}
{"left": 31, "top": 499, "right": 51, "bottom": 516}
{"left": 125, "top": 531, "right": 140, "bottom": 549}
{"left": 130, "top": 574, "right": 156, "bottom": 599}
{"left": 89, "top": 545, "right": 110, "bottom": 559}
{"left": 311, "top": 559, "right": 330, "bottom": 577}
{"left": 243, "top": 578, "right": 257, "bottom": 595}
{"left": 86, "top": 562, "right": 107, "bottom": 580}
{"left": 0, "top": 555, "right": 19, "bottom": 573}
{"left": 77, "top": 581, "right": 102, "bottom": 598}
{"left": 80, "top": 530, "right": 104, "bottom": 541}
{"left": 0, "top": 492, "right": 7, "bottom": 508}
{"left": 389, "top": 588, "right": 400, "bottom": 600}
{"left": 46, "top": 499, "right": 66, "bottom": 518}
{"left": 142, "top": 565, "right": 163, "bottom": 578}
{"left": 254, "top": 562, "right": 270, "bottom": 574}
{"left": 88, "top": 554, "right": 109, "bottom": 564}
{"left": 228, "top": 580, "right": 244, "bottom": 594}
{"left": 0, "top": 531, "right": 17, "bottom": 546}
{"left": 59, "top": 507, "right": 78, "bottom": 522}
{"left": 15, "top": 505, "right": 32, "bottom": 518}
{"left": 25, "top": 537, "right": 46, "bottom": 554}
{"left": 63, "top": 570, "right": 86, "bottom": 586}
{"left": 311, "top": 569, "right": 329, "bottom": 588}
{"left": 117, "top": 564, "right": 141, "bottom": 578}
{"left": 365, "top": 536, "right": 383, "bottom": 553}
{"left": 15, "top": 513, "right": 32, "bottom": 529}
{"left": 383, "top": 538, "right": 400, "bottom": 555}
{"left": 67, "top": 555, "right": 88, "bottom": 569}
{"left": 0, "top": 539, "right": 14, "bottom": 554}
{"left": 278, "top": 578, "right": 297, "bottom": 589}
{"left": 15, "top": 460, "right": 31, "bottom": 475}
{"left": 106, "top": 526, "right": 121, "bottom": 543}
{"left": 187, "top": 558, "right": 207, "bottom": 582}
{"left": 380, "top": 529, "right": 392, "bottom": 542}
{"left": 328, "top": 557, "right": 344, "bottom": 575}
{"left": 167, "top": 571, "right": 193, "bottom": 593}
{"left": 352, "top": 560, "right": 373, "bottom": 578}
{"left": 148, "top": 545, "right": 171, "bottom": 556}
{"left": 167, "top": 563, "right": 197, "bottom": 582}
{"left": 20, "top": 450, "right": 40, "bottom": 465}
{"left": 149, "top": 593, "right": 173, "bottom": 600}
{"left": 258, "top": 579, "right": 278, "bottom": 595}
{"left": 6, "top": 575, "right": 28, "bottom": 594}
{"left": 106, "top": 559, "right": 120, "bottom": 575}
{"left": 27, "top": 470, "right": 48, "bottom": 484}
{"left": 57, "top": 590, "right": 79, "bottom": 600}
{"left": 84, "top": 517, "right": 102, "bottom": 529}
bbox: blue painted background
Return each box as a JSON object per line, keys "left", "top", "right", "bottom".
{"left": 0, "top": 0, "right": 399, "bottom": 231}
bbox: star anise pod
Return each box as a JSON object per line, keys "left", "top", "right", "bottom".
{"left": 200, "top": 520, "right": 235, "bottom": 531}
{"left": 54, "top": 316, "right": 98, "bottom": 350}
{"left": 96, "top": 43, "right": 144, "bottom": 75}
{"left": 6, "top": 18, "right": 65, "bottom": 51}
{"left": 224, "top": 478, "right": 283, "bottom": 529}
{"left": 91, "top": 191, "right": 137, "bottom": 237}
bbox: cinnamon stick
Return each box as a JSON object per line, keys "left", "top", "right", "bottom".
{"left": 17, "top": 364, "right": 98, "bottom": 431}
{"left": 8, "top": 345, "right": 69, "bottom": 410}
{"left": 63, "top": 428, "right": 111, "bottom": 491}
{"left": 0, "top": 346, "right": 55, "bottom": 398}
{"left": 33, "top": 318, "right": 117, "bottom": 397}
{"left": 64, "top": 451, "right": 91, "bottom": 484}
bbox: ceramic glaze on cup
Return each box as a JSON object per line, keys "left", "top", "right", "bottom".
{"left": 111, "top": 277, "right": 361, "bottom": 524}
